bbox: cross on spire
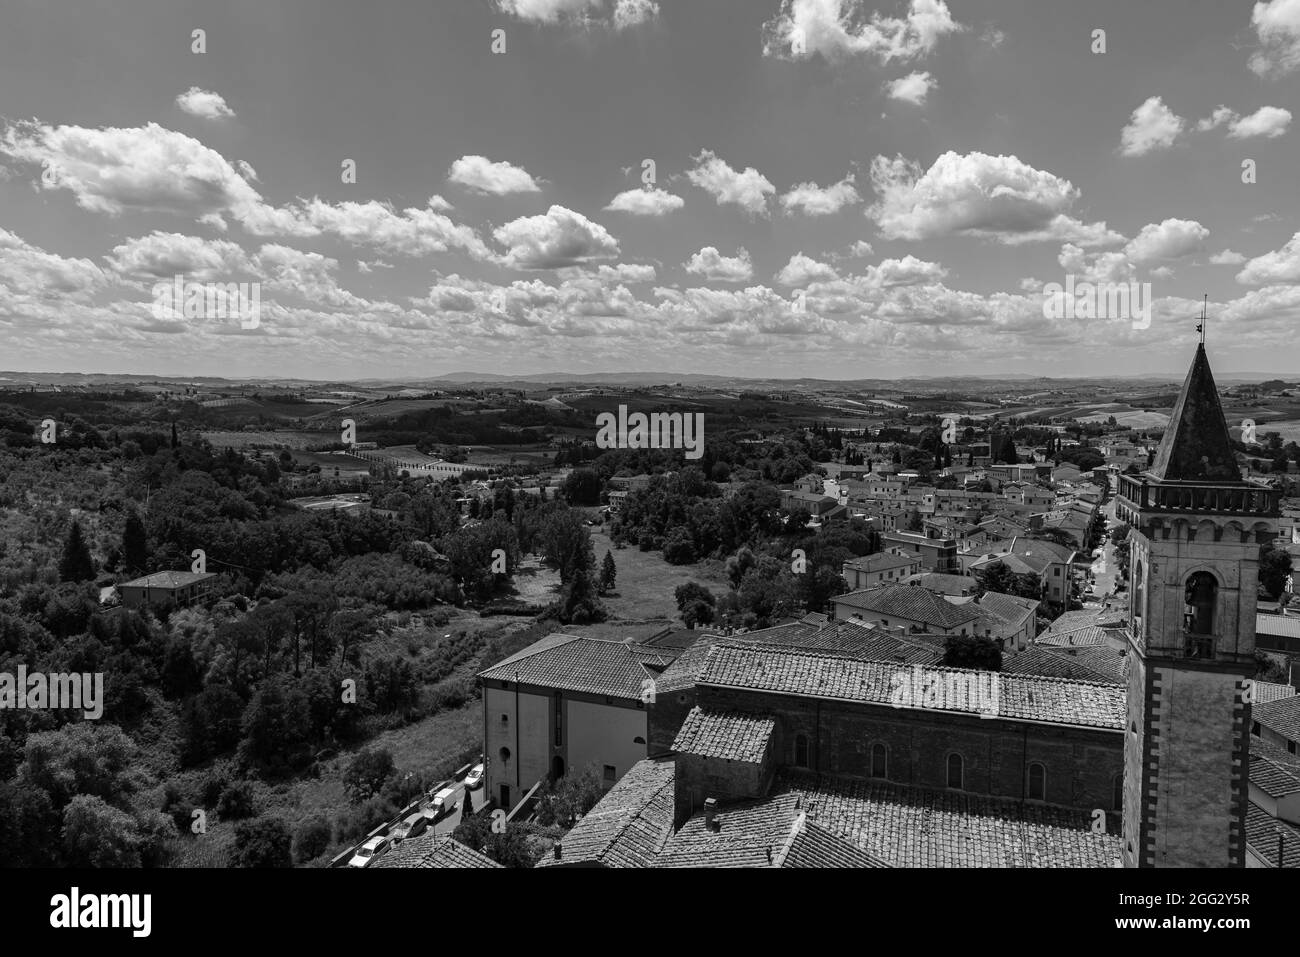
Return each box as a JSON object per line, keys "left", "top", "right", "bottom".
{"left": 1196, "top": 294, "right": 1207, "bottom": 344}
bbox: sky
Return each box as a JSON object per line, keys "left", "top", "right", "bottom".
{"left": 1, "top": 0, "right": 1299, "bottom": 381}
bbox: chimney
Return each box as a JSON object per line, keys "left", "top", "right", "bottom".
{"left": 704, "top": 797, "right": 719, "bottom": 831}
{"left": 553, "top": 844, "right": 562, "bottom": 861}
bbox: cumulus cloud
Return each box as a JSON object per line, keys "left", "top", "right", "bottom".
{"left": 1228, "top": 105, "right": 1292, "bottom": 138}
{"left": 604, "top": 187, "right": 684, "bottom": 215}
{"left": 867, "top": 151, "right": 1122, "bottom": 246}
{"left": 0, "top": 226, "right": 108, "bottom": 297}
{"left": 1237, "top": 232, "right": 1300, "bottom": 284}
{"left": 175, "top": 87, "right": 235, "bottom": 120}
{"left": 447, "top": 155, "right": 542, "bottom": 195}
{"left": 493, "top": 205, "right": 620, "bottom": 269}
{"left": 105, "top": 231, "right": 252, "bottom": 281}
{"left": 779, "top": 173, "right": 861, "bottom": 215}
{"left": 1249, "top": 0, "right": 1300, "bottom": 76}
{"left": 1210, "top": 249, "right": 1247, "bottom": 265}
{"left": 762, "top": 0, "right": 963, "bottom": 63}
{"left": 1123, "top": 218, "right": 1209, "bottom": 263}
{"left": 1120, "top": 96, "right": 1185, "bottom": 156}
{"left": 0, "top": 120, "right": 493, "bottom": 261}
{"left": 885, "top": 71, "right": 936, "bottom": 104}
{"left": 686, "top": 150, "right": 775, "bottom": 217}
{"left": 684, "top": 246, "right": 754, "bottom": 282}
{"left": 776, "top": 253, "right": 839, "bottom": 286}
{"left": 494, "top": 0, "right": 657, "bottom": 29}
{"left": 848, "top": 240, "right": 875, "bottom": 257}
{"left": 1196, "top": 105, "right": 1236, "bottom": 131}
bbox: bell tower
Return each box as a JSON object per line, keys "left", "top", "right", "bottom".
{"left": 1115, "top": 344, "right": 1280, "bottom": 867}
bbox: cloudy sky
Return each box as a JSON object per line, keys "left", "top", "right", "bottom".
{"left": 2, "top": 0, "right": 1299, "bottom": 380}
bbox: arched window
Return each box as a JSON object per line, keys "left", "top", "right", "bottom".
{"left": 871, "top": 743, "right": 888, "bottom": 779}
{"left": 499, "top": 746, "right": 511, "bottom": 763}
{"left": 794, "top": 734, "right": 810, "bottom": 768}
{"left": 1185, "top": 572, "right": 1217, "bottom": 635}
{"left": 946, "top": 753, "right": 964, "bottom": 790}
{"left": 1027, "top": 763, "right": 1046, "bottom": 801}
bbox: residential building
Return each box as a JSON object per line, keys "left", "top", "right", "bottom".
{"left": 841, "top": 552, "right": 923, "bottom": 590}
{"left": 119, "top": 570, "right": 218, "bottom": 609}
{"left": 477, "top": 634, "right": 680, "bottom": 812}
{"left": 882, "top": 531, "right": 959, "bottom": 573}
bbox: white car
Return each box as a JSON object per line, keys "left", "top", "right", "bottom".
{"left": 347, "top": 835, "right": 390, "bottom": 868}
{"left": 465, "top": 764, "right": 485, "bottom": 790}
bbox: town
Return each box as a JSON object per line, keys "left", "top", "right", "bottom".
{"left": 1, "top": 344, "right": 1297, "bottom": 869}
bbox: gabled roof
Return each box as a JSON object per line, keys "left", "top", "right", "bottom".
{"left": 673, "top": 708, "right": 775, "bottom": 763}
{"left": 478, "top": 634, "right": 675, "bottom": 698}
{"left": 371, "top": 833, "right": 501, "bottom": 868}
{"left": 537, "top": 758, "right": 675, "bottom": 868}
{"left": 833, "top": 584, "right": 985, "bottom": 629}
{"left": 696, "top": 642, "right": 1126, "bottom": 729}
{"left": 1246, "top": 802, "right": 1300, "bottom": 868}
{"left": 120, "top": 570, "right": 217, "bottom": 589}
{"left": 976, "top": 591, "right": 1040, "bottom": 631}
{"left": 1257, "top": 696, "right": 1300, "bottom": 742}
{"left": 1148, "top": 344, "right": 1243, "bottom": 483}
{"left": 1250, "top": 738, "right": 1300, "bottom": 799}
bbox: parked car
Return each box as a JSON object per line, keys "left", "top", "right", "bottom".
{"left": 464, "top": 763, "right": 485, "bottom": 790}
{"left": 430, "top": 786, "right": 458, "bottom": 820}
{"left": 389, "top": 814, "right": 431, "bottom": 844}
{"left": 347, "top": 835, "right": 390, "bottom": 868}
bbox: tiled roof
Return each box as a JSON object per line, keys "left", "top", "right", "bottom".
{"left": 478, "top": 634, "right": 671, "bottom": 698}
{"left": 697, "top": 642, "right": 1126, "bottom": 729}
{"left": 834, "top": 584, "right": 985, "bottom": 629}
{"left": 1000, "top": 645, "right": 1124, "bottom": 684}
{"left": 1257, "top": 614, "right": 1300, "bottom": 640}
{"left": 782, "top": 817, "right": 890, "bottom": 868}
{"left": 672, "top": 708, "right": 775, "bottom": 763}
{"left": 537, "top": 758, "right": 675, "bottom": 868}
{"left": 745, "top": 619, "right": 944, "bottom": 664}
{"left": 844, "top": 552, "right": 920, "bottom": 574}
{"left": 653, "top": 799, "right": 889, "bottom": 868}
{"left": 901, "top": 572, "right": 977, "bottom": 595}
{"left": 371, "top": 834, "right": 501, "bottom": 868}
{"left": 654, "top": 631, "right": 729, "bottom": 694}
{"left": 1257, "top": 696, "right": 1300, "bottom": 742}
{"left": 976, "top": 591, "right": 1040, "bottom": 629}
{"left": 776, "top": 771, "right": 1121, "bottom": 868}
{"left": 1249, "top": 738, "right": 1300, "bottom": 798}
{"left": 1246, "top": 802, "right": 1300, "bottom": 868}
{"left": 1255, "top": 680, "right": 1298, "bottom": 705}
{"left": 121, "top": 570, "right": 217, "bottom": 588}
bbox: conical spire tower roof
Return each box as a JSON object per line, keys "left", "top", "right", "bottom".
{"left": 1148, "top": 344, "right": 1242, "bottom": 483}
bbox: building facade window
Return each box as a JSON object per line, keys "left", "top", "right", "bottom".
{"left": 871, "top": 742, "right": 888, "bottom": 779}
{"left": 794, "top": 734, "right": 810, "bottom": 768}
{"left": 1027, "top": 763, "right": 1046, "bottom": 801}
{"left": 946, "top": 753, "right": 964, "bottom": 790}
{"left": 1185, "top": 572, "right": 1217, "bottom": 636}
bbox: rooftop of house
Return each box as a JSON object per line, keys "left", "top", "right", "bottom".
{"left": 370, "top": 833, "right": 501, "bottom": 868}
{"left": 536, "top": 757, "right": 675, "bottom": 868}
{"left": 834, "top": 584, "right": 986, "bottom": 630}
{"left": 900, "top": 572, "right": 977, "bottom": 594}
{"left": 653, "top": 792, "right": 889, "bottom": 869}
{"left": 696, "top": 641, "right": 1126, "bottom": 730}
{"left": 1246, "top": 802, "right": 1300, "bottom": 868}
{"left": 1001, "top": 645, "right": 1127, "bottom": 685}
{"left": 120, "top": 570, "right": 218, "bottom": 589}
{"left": 974, "top": 590, "right": 1041, "bottom": 630}
{"left": 477, "top": 633, "right": 678, "bottom": 699}
{"left": 761, "top": 771, "right": 1119, "bottom": 868}
{"left": 672, "top": 708, "right": 775, "bottom": 763}
{"left": 1249, "top": 737, "right": 1300, "bottom": 799}
{"left": 1257, "top": 613, "right": 1300, "bottom": 640}
{"left": 843, "top": 551, "right": 921, "bottom": 573}
{"left": 1257, "top": 696, "right": 1300, "bottom": 742}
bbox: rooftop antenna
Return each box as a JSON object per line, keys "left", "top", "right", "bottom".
{"left": 1196, "top": 295, "right": 1207, "bottom": 344}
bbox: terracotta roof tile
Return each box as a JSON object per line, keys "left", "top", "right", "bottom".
{"left": 537, "top": 758, "right": 675, "bottom": 868}
{"left": 672, "top": 708, "right": 774, "bottom": 763}
{"left": 371, "top": 834, "right": 501, "bottom": 868}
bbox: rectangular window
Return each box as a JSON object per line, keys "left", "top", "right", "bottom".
{"left": 500, "top": 713, "right": 508, "bottom": 723}
{"left": 603, "top": 765, "right": 616, "bottom": 783}
{"left": 1054, "top": 568, "right": 1061, "bottom": 576}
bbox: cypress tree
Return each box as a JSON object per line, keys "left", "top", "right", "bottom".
{"left": 122, "top": 509, "right": 148, "bottom": 573}
{"left": 59, "top": 519, "right": 96, "bottom": 582}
